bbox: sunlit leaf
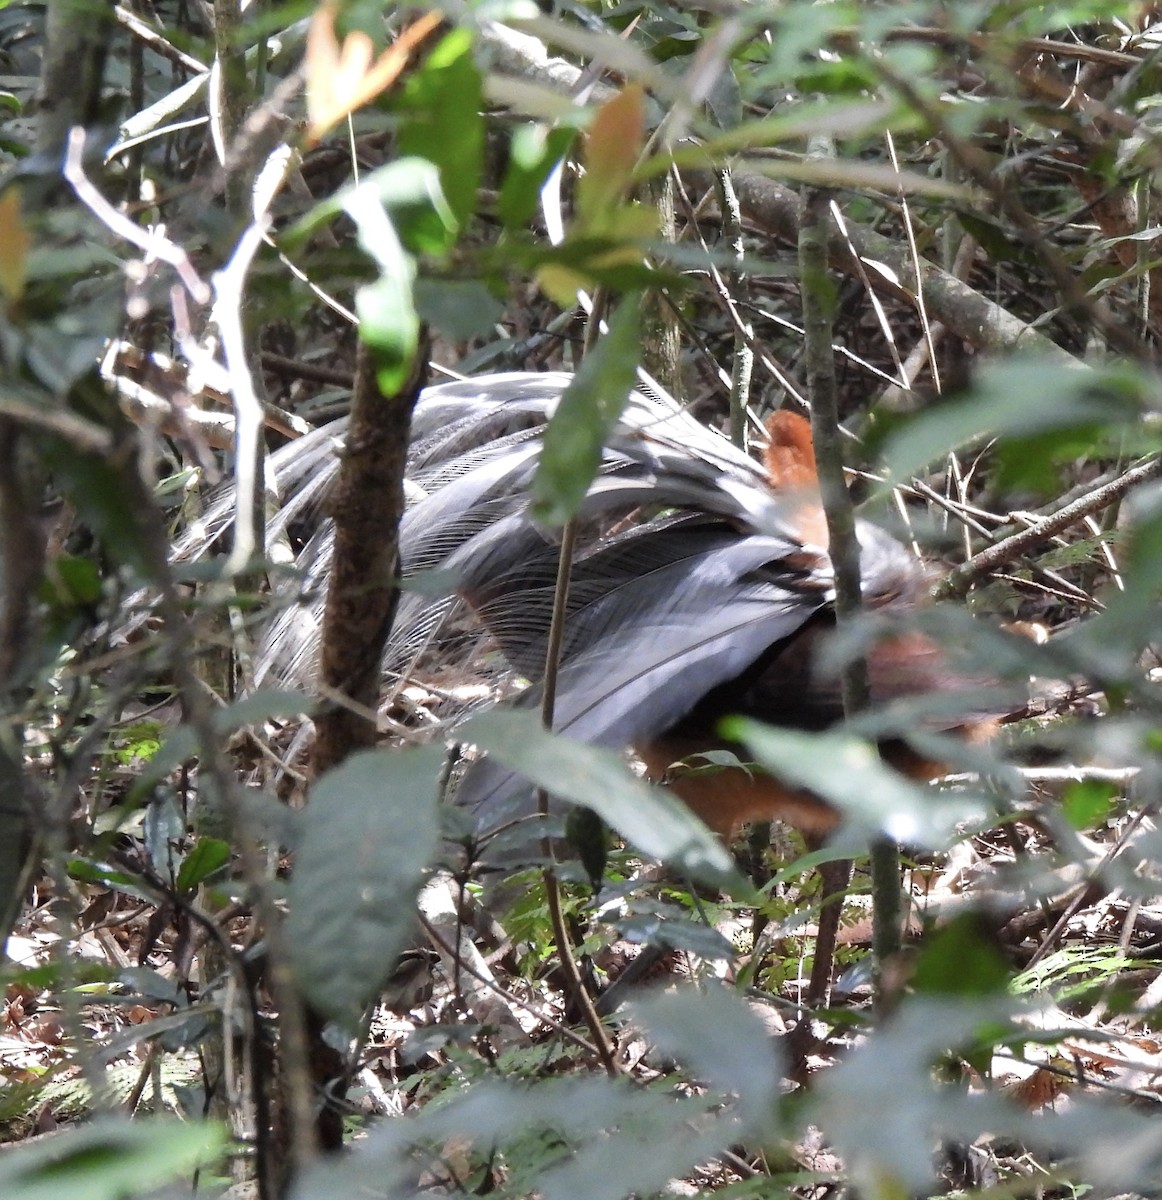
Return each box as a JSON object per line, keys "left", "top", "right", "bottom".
{"left": 357, "top": 272, "right": 420, "bottom": 393}
{"left": 175, "top": 837, "right": 231, "bottom": 893}
{"left": 305, "top": 4, "right": 442, "bottom": 142}
{"left": 397, "top": 29, "right": 483, "bottom": 233}
{"left": 499, "top": 123, "right": 577, "bottom": 230}
{"left": 1060, "top": 778, "right": 1119, "bottom": 830}
{"left": 357, "top": 157, "right": 457, "bottom": 257}
{"left": 343, "top": 176, "right": 419, "bottom": 392}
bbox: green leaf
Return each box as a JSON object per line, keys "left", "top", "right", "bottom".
{"left": 67, "top": 860, "right": 159, "bottom": 904}
{"left": 175, "top": 837, "right": 231, "bottom": 893}
{"left": 329, "top": 157, "right": 463, "bottom": 390}
{"left": 957, "top": 210, "right": 1036, "bottom": 267}
{"left": 1012, "top": 945, "right": 1131, "bottom": 1001}
{"left": 726, "top": 720, "right": 989, "bottom": 847}
{"left": 632, "top": 986, "right": 782, "bottom": 1128}
{"left": 461, "top": 710, "right": 738, "bottom": 887}
{"left": 499, "top": 123, "right": 578, "bottom": 230}
{"left": 47, "top": 456, "right": 148, "bottom": 576}
{"left": 910, "top": 912, "right": 1011, "bottom": 997}
{"left": 356, "top": 273, "right": 420, "bottom": 393}
{"left": 356, "top": 157, "right": 456, "bottom": 258}
{"left": 507, "top": 236, "right": 683, "bottom": 294}
{"left": 0, "top": 1116, "right": 223, "bottom": 1200}
{"left": 397, "top": 28, "right": 483, "bottom": 236}
{"left": 44, "top": 555, "right": 102, "bottom": 606}
{"left": 32, "top": 387, "right": 154, "bottom": 581}
{"left": 285, "top": 746, "right": 442, "bottom": 1030}
{"left": 618, "top": 911, "right": 735, "bottom": 959}
{"left": 880, "top": 358, "right": 1149, "bottom": 492}
{"left": 117, "top": 965, "right": 183, "bottom": 1005}
{"left": 531, "top": 297, "right": 640, "bottom": 524}
{"left": 414, "top": 277, "right": 503, "bottom": 339}
{"left": 1060, "top": 779, "right": 1118, "bottom": 830}
{"left": 343, "top": 175, "right": 420, "bottom": 393}
{"left": 565, "top": 805, "right": 607, "bottom": 890}
{"left": 213, "top": 689, "right": 314, "bottom": 730}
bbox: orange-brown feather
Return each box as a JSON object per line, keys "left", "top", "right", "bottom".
{"left": 635, "top": 737, "right": 839, "bottom": 842}
{"left": 763, "top": 409, "right": 818, "bottom": 492}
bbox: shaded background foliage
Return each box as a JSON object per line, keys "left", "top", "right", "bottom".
{"left": 4, "top": 1, "right": 1162, "bottom": 1199}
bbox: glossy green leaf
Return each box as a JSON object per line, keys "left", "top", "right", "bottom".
{"left": 397, "top": 28, "right": 483, "bottom": 236}
{"left": 356, "top": 157, "right": 456, "bottom": 257}
{"left": 175, "top": 837, "right": 230, "bottom": 893}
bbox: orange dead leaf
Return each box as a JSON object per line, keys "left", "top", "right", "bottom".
{"left": 305, "top": 6, "right": 443, "bottom": 143}
{"left": 578, "top": 83, "right": 645, "bottom": 228}
{"left": 1005, "top": 1064, "right": 1071, "bottom": 1109}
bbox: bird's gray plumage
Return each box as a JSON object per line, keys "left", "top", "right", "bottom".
{"left": 173, "top": 371, "right": 929, "bottom": 836}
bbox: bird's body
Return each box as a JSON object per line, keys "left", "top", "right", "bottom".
{"left": 187, "top": 371, "right": 991, "bottom": 842}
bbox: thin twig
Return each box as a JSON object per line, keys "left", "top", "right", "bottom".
{"left": 1025, "top": 804, "right": 1156, "bottom": 971}
{"left": 870, "top": 51, "right": 1139, "bottom": 357}
{"left": 64, "top": 129, "right": 211, "bottom": 305}
{"left": 798, "top": 163, "right": 871, "bottom": 1002}
{"left": 212, "top": 222, "right": 270, "bottom": 575}
{"left": 714, "top": 168, "right": 753, "bottom": 449}
{"left": 536, "top": 513, "right": 620, "bottom": 1077}
{"left": 933, "top": 455, "right": 1162, "bottom": 600}
{"left": 114, "top": 5, "right": 208, "bottom": 73}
